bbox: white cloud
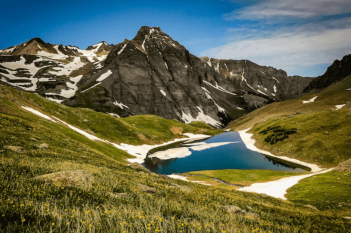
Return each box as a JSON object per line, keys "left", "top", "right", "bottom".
{"left": 202, "top": 26, "right": 351, "bottom": 75}
{"left": 226, "top": 0, "right": 351, "bottom": 20}
{"left": 203, "top": 1, "right": 351, "bottom": 76}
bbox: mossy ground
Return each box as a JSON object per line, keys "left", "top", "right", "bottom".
{"left": 1, "top": 85, "right": 351, "bottom": 232}
{"left": 186, "top": 169, "right": 302, "bottom": 186}
{"left": 226, "top": 75, "right": 351, "bottom": 219}
{"left": 287, "top": 171, "right": 351, "bottom": 217}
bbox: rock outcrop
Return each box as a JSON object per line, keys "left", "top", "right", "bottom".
{"left": 64, "top": 27, "right": 263, "bottom": 127}
{"left": 33, "top": 170, "right": 94, "bottom": 187}
{"left": 201, "top": 57, "right": 312, "bottom": 110}
{"left": 303, "top": 54, "right": 351, "bottom": 93}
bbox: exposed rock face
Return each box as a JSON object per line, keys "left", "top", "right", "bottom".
{"left": 86, "top": 41, "right": 113, "bottom": 56}
{"left": 334, "top": 158, "right": 351, "bottom": 172}
{"left": 0, "top": 26, "right": 317, "bottom": 127}
{"left": 303, "top": 54, "right": 351, "bottom": 93}
{"left": 33, "top": 170, "right": 94, "bottom": 187}
{"left": 201, "top": 57, "right": 312, "bottom": 111}
{"left": 138, "top": 183, "right": 157, "bottom": 193}
{"left": 0, "top": 38, "right": 112, "bottom": 102}
{"left": 4, "top": 145, "right": 25, "bottom": 153}
{"left": 65, "top": 26, "right": 313, "bottom": 127}
{"left": 221, "top": 205, "right": 246, "bottom": 215}
{"left": 65, "top": 26, "right": 255, "bottom": 127}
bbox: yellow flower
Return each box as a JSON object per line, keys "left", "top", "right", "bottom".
{"left": 52, "top": 223, "right": 55, "bottom": 226}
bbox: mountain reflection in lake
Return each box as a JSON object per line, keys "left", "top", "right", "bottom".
{"left": 142, "top": 132, "right": 310, "bottom": 175}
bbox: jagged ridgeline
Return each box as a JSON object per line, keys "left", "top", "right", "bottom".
{"left": 0, "top": 26, "right": 312, "bottom": 128}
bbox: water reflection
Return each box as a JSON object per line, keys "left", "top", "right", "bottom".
{"left": 142, "top": 132, "right": 310, "bottom": 175}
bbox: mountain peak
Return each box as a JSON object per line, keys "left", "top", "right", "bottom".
{"left": 133, "top": 26, "right": 163, "bottom": 43}
{"left": 26, "top": 37, "right": 47, "bottom": 46}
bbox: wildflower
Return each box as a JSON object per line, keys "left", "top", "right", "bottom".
{"left": 52, "top": 223, "right": 55, "bottom": 226}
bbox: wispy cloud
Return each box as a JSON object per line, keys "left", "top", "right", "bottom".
{"left": 202, "top": 0, "right": 351, "bottom": 76}
{"left": 225, "top": 0, "right": 351, "bottom": 20}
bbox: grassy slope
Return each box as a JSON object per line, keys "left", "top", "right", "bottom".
{"left": 186, "top": 170, "right": 302, "bottom": 186}
{"left": 0, "top": 85, "right": 221, "bottom": 148}
{"left": 226, "top": 75, "right": 351, "bottom": 218}
{"left": 229, "top": 75, "right": 351, "bottom": 131}
{"left": 228, "top": 75, "right": 351, "bottom": 168}
{"left": 1, "top": 84, "right": 351, "bottom": 232}
{"left": 287, "top": 171, "right": 351, "bottom": 217}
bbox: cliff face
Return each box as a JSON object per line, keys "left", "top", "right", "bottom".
{"left": 66, "top": 27, "right": 250, "bottom": 128}
{"left": 201, "top": 58, "right": 312, "bottom": 110}
{"left": 303, "top": 54, "right": 351, "bottom": 93}
{"left": 0, "top": 26, "right": 318, "bottom": 127}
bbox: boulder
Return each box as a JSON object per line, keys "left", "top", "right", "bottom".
{"left": 109, "top": 192, "right": 127, "bottom": 198}
{"left": 305, "top": 204, "right": 319, "bottom": 211}
{"left": 4, "top": 145, "right": 24, "bottom": 153}
{"left": 130, "top": 162, "right": 152, "bottom": 173}
{"left": 246, "top": 212, "right": 259, "bottom": 219}
{"left": 39, "top": 143, "right": 49, "bottom": 150}
{"left": 138, "top": 184, "right": 157, "bottom": 193}
{"left": 334, "top": 159, "right": 351, "bottom": 172}
{"left": 33, "top": 170, "right": 94, "bottom": 187}
{"left": 222, "top": 205, "right": 246, "bottom": 215}
{"left": 170, "top": 184, "right": 193, "bottom": 193}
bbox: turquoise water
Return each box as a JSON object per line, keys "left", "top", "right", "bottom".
{"left": 142, "top": 132, "right": 309, "bottom": 175}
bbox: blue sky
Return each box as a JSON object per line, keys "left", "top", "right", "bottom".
{"left": 1, "top": 0, "right": 350, "bottom": 77}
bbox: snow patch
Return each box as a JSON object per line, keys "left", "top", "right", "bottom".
{"left": 60, "top": 75, "right": 83, "bottom": 98}
{"left": 21, "top": 107, "right": 56, "bottom": 122}
{"left": 238, "top": 128, "right": 322, "bottom": 172}
{"left": 272, "top": 76, "right": 280, "bottom": 83}
{"left": 108, "top": 113, "right": 120, "bottom": 118}
{"left": 257, "top": 89, "right": 268, "bottom": 96}
{"left": 96, "top": 70, "right": 112, "bottom": 82}
{"left": 21, "top": 105, "right": 212, "bottom": 164}
{"left": 302, "top": 96, "right": 317, "bottom": 104}
{"left": 335, "top": 104, "right": 346, "bottom": 110}
{"left": 203, "top": 80, "right": 236, "bottom": 96}
{"left": 149, "top": 142, "right": 237, "bottom": 160}
{"left": 118, "top": 44, "right": 127, "bottom": 55}
{"left": 81, "top": 82, "right": 100, "bottom": 93}
{"left": 113, "top": 101, "right": 129, "bottom": 109}
{"left": 167, "top": 175, "right": 211, "bottom": 185}
{"left": 160, "top": 90, "right": 167, "bottom": 97}
{"left": 238, "top": 168, "right": 333, "bottom": 200}
{"left": 273, "top": 85, "right": 277, "bottom": 93}
{"left": 213, "top": 101, "right": 225, "bottom": 113}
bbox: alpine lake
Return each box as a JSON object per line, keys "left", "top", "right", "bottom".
{"left": 142, "top": 131, "right": 310, "bottom": 175}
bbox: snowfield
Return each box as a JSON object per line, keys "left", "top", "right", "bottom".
{"left": 238, "top": 128, "right": 322, "bottom": 172}
{"left": 149, "top": 141, "right": 238, "bottom": 160}
{"left": 302, "top": 96, "right": 317, "bottom": 104}
{"left": 21, "top": 106, "right": 211, "bottom": 164}
{"left": 237, "top": 128, "right": 333, "bottom": 199}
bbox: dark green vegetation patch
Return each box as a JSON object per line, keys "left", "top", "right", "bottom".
{"left": 259, "top": 126, "right": 297, "bottom": 145}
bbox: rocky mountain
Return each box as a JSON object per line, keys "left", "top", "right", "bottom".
{"left": 200, "top": 57, "right": 312, "bottom": 110}
{"left": 0, "top": 26, "right": 313, "bottom": 128}
{"left": 65, "top": 26, "right": 254, "bottom": 127}
{"left": 65, "top": 26, "right": 312, "bottom": 127}
{"left": 303, "top": 54, "right": 351, "bottom": 93}
{"left": 0, "top": 38, "right": 112, "bottom": 102}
